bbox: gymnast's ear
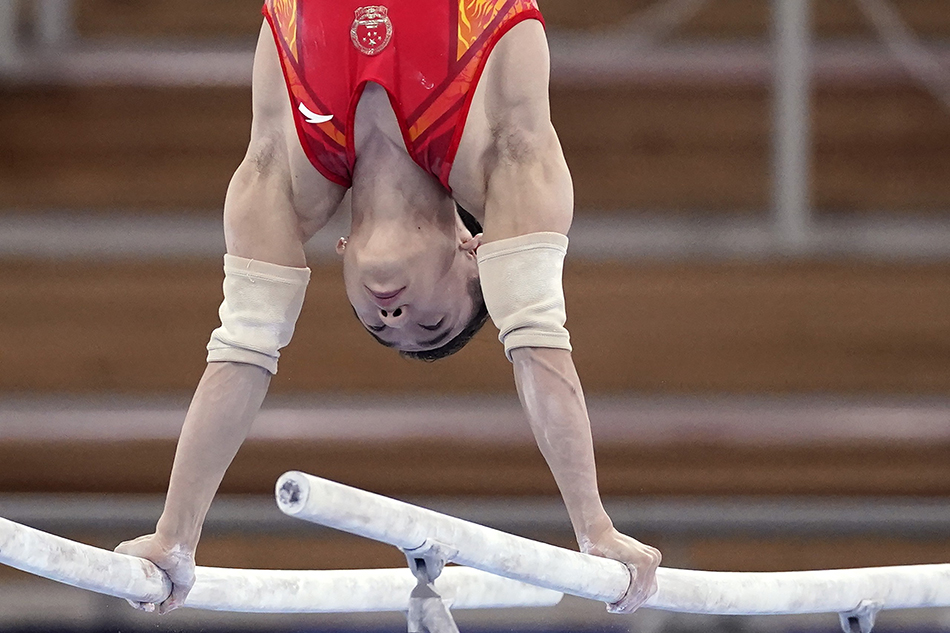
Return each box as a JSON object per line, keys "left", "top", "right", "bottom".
{"left": 460, "top": 233, "right": 482, "bottom": 254}
{"left": 336, "top": 236, "right": 348, "bottom": 256}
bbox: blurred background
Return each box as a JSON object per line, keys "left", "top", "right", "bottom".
{"left": 1, "top": 0, "right": 949, "bottom": 632}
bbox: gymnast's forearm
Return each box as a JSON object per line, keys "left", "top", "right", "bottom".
{"left": 155, "top": 361, "right": 271, "bottom": 550}
{"left": 510, "top": 346, "right": 613, "bottom": 548}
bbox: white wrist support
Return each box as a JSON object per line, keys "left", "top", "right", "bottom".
{"left": 206, "top": 254, "right": 311, "bottom": 375}
{"left": 476, "top": 232, "right": 572, "bottom": 361}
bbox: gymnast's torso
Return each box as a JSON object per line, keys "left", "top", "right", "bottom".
{"left": 262, "top": 0, "right": 543, "bottom": 201}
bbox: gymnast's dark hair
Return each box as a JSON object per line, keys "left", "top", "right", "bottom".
{"left": 362, "top": 205, "right": 490, "bottom": 362}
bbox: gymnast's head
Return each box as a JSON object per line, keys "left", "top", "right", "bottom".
{"left": 338, "top": 199, "right": 489, "bottom": 361}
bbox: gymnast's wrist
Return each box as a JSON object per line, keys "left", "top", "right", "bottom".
{"left": 574, "top": 513, "right": 615, "bottom": 551}
{"left": 154, "top": 514, "right": 201, "bottom": 552}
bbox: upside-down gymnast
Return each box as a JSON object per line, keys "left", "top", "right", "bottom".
{"left": 116, "top": 0, "right": 661, "bottom": 614}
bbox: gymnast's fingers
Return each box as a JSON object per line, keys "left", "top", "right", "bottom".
{"left": 583, "top": 529, "right": 661, "bottom": 614}
{"left": 619, "top": 544, "right": 661, "bottom": 612}
{"left": 124, "top": 599, "right": 156, "bottom": 612}
{"left": 608, "top": 561, "right": 659, "bottom": 614}
{"left": 115, "top": 536, "right": 160, "bottom": 611}
{"left": 115, "top": 533, "right": 196, "bottom": 613}
{"left": 158, "top": 565, "right": 196, "bottom": 614}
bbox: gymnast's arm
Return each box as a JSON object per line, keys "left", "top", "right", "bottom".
{"left": 483, "top": 172, "right": 661, "bottom": 613}
{"left": 114, "top": 23, "right": 345, "bottom": 614}
{"left": 476, "top": 22, "right": 661, "bottom": 614}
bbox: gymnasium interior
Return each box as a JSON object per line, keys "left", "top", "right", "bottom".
{"left": 1, "top": 1, "right": 949, "bottom": 632}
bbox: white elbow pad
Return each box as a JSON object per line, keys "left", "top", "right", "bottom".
{"left": 476, "top": 232, "right": 572, "bottom": 361}
{"left": 206, "top": 254, "right": 310, "bottom": 375}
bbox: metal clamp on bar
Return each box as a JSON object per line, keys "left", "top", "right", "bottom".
{"left": 839, "top": 599, "right": 884, "bottom": 633}
{"left": 405, "top": 539, "right": 460, "bottom": 585}
{"left": 403, "top": 540, "right": 462, "bottom": 633}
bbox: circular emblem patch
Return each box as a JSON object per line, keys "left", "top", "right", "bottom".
{"left": 350, "top": 6, "right": 393, "bottom": 56}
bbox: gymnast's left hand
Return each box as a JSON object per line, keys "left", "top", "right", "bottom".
{"left": 581, "top": 526, "right": 661, "bottom": 614}
{"left": 114, "top": 533, "right": 196, "bottom": 614}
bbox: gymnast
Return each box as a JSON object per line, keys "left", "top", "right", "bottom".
{"left": 116, "top": 0, "right": 661, "bottom": 614}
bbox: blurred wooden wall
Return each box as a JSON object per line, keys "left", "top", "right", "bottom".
{"left": 1, "top": 1, "right": 949, "bottom": 395}
{"left": 1, "top": 259, "right": 949, "bottom": 394}
{"left": 67, "top": 0, "right": 950, "bottom": 40}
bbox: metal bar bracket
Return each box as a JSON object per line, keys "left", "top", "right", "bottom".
{"left": 839, "top": 599, "right": 884, "bottom": 633}
{"left": 402, "top": 540, "right": 461, "bottom": 633}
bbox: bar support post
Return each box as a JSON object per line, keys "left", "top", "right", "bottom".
{"left": 771, "top": 0, "right": 812, "bottom": 252}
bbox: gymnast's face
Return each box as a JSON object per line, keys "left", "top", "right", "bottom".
{"left": 339, "top": 213, "right": 482, "bottom": 353}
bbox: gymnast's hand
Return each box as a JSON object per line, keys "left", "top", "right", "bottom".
{"left": 114, "top": 533, "right": 196, "bottom": 614}
{"left": 581, "top": 527, "right": 661, "bottom": 613}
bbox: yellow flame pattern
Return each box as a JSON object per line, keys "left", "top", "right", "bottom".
{"left": 269, "top": 0, "right": 299, "bottom": 61}
{"left": 457, "top": 0, "right": 509, "bottom": 60}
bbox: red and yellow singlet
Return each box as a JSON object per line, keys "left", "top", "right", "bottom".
{"left": 263, "top": 0, "right": 543, "bottom": 191}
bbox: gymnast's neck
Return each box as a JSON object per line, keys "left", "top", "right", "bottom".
{"left": 349, "top": 86, "right": 456, "bottom": 232}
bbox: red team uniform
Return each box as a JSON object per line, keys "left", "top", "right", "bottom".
{"left": 263, "top": 0, "right": 543, "bottom": 191}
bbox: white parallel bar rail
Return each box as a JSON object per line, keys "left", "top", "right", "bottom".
{"left": 0, "top": 516, "right": 561, "bottom": 613}
{"left": 277, "top": 472, "right": 631, "bottom": 604}
{"left": 276, "top": 471, "right": 950, "bottom": 616}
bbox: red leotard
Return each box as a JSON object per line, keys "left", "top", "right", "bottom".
{"left": 263, "top": 0, "right": 543, "bottom": 191}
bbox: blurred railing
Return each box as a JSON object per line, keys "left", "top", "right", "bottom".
{"left": 6, "top": 492, "right": 950, "bottom": 539}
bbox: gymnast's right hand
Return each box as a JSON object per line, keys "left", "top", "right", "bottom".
{"left": 581, "top": 526, "right": 661, "bottom": 613}
{"left": 114, "top": 533, "right": 196, "bottom": 614}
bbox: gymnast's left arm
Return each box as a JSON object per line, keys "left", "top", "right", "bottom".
{"left": 476, "top": 26, "right": 660, "bottom": 611}
{"left": 477, "top": 233, "right": 662, "bottom": 612}
{"left": 509, "top": 347, "right": 662, "bottom": 613}
{"left": 481, "top": 210, "right": 662, "bottom": 613}
{"left": 478, "top": 238, "right": 662, "bottom": 611}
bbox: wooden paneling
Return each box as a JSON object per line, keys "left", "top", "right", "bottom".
{"left": 2, "top": 259, "right": 950, "bottom": 394}
{"left": 675, "top": 0, "right": 950, "bottom": 40}
{"left": 552, "top": 84, "right": 950, "bottom": 212}
{"left": 542, "top": 0, "right": 950, "bottom": 37}
{"left": 192, "top": 534, "right": 950, "bottom": 574}
{"left": 141, "top": 534, "right": 950, "bottom": 573}
{"left": 2, "top": 83, "right": 948, "bottom": 212}
{"left": 74, "top": 0, "right": 264, "bottom": 40}
{"left": 685, "top": 536, "right": 950, "bottom": 572}
{"left": 0, "top": 86, "right": 249, "bottom": 210}
{"left": 552, "top": 0, "right": 950, "bottom": 39}
{"left": 67, "top": 0, "right": 950, "bottom": 40}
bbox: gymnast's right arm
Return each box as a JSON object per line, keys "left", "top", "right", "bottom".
{"left": 114, "top": 23, "right": 346, "bottom": 614}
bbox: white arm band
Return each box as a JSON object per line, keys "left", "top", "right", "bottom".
{"left": 476, "top": 232, "right": 572, "bottom": 362}
{"left": 206, "top": 254, "right": 311, "bottom": 375}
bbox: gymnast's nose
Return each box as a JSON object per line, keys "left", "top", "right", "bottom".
{"left": 379, "top": 306, "right": 409, "bottom": 328}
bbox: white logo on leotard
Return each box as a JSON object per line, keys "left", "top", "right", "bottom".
{"left": 298, "top": 102, "right": 333, "bottom": 124}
